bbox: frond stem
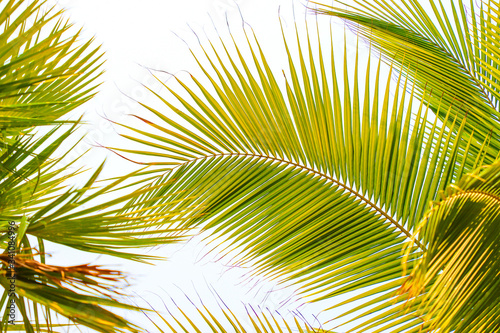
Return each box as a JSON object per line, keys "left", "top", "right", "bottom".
{"left": 172, "top": 152, "right": 426, "bottom": 251}
{"left": 426, "top": 189, "right": 500, "bottom": 217}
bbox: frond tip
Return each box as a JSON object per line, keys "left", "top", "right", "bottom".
{"left": 145, "top": 295, "right": 335, "bottom": 333}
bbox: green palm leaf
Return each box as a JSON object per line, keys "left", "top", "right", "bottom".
{"left": 117, "top": 20, "right": 479, "bottom": 330}
{"left": 401, "top": 159, "right": 500, "bottom": 332}
{"left": 0, "top": 1, "right": 189, "bottom": 331}
{"left": 143, "top": 295, "right": 335, "bottom": 333}
{"left": 0, "top": 0, "right": 103, "bottom": 139}
{"left": 313, "top": 0, "right": 500, "bottom": 169}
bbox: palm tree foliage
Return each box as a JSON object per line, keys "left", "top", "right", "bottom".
{"left": 2, "top": 0, "right": 499, "bottom": 331}
{"left": 0, "top": 1, "right": 186, "bottom": 332}
{"left": 402, "top": 159, "right": 500, "bottom": 332}
{"left": 314, "top": 0, "right": 500, "bottom": 170}
{"left": 116, "top": 0, "right": 500, "bottom": 332}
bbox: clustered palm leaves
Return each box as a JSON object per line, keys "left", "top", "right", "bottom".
{"left": 0, "top": 1, "right": 185, "bottom": 331}
{"left": 0, "top": 0, "right": 499, "bottom": 332}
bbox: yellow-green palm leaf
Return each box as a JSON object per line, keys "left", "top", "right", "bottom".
{"left": 118, "top": 21, "right": 479, "bottom": 331}
{"left": 0, "top": 1, "right": 187, "bottom": 331}
{"left": 313, "top": 0, "right": 500, "bottom": 171}
{"left": 401, "top": 159, "right": 500, "bottom": 332}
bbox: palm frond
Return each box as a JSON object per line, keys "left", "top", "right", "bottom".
{"left": 0, "top": 144, "right": 187, "bottom": 331}
{"left": 0, "top": 0, "right": 188, "bottom": 331}
{"left": 115, "top": 19, "right": 478, "bottom": 327}
{"left": 313, "top": 0, "right": 500, "bottom": 168}
{"left": 0, "top": 124, "right": 80, "bottom": 217}
{"left": 0, "top": 0, "right": 103, "bottom": 140}
{"left": 400, "top": 159, "right": 500, "bottom": 332}
{"left": 0, "top": 253, "right": 141, "bottom": 333}
{"left": 0, "top": 123, "right": 183, "bottom": 262}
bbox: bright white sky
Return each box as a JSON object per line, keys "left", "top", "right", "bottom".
{"left": 38, "top": 0, "right": 373, "bottom": 332}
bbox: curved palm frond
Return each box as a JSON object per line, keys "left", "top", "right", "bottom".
{"left": 400, "top": 159, "right": 500, "bottom": 332}
{"left": 313, "top": 0, "right": 500, "bottom": 170}
{"left": 116, "top": 19, "right": 479, "bottom": 330}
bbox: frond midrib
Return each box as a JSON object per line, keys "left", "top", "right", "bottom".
{"left": 168, "top": 151, "right": 426, "bottom": 251}
{"left": 424, "top": 188, "right": 500, "bottom": 220}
